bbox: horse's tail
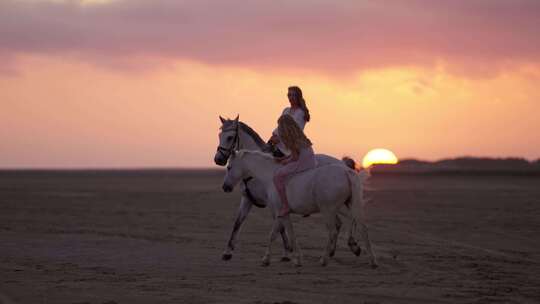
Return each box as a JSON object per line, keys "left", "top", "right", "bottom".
{"left": 341, "top": 156, "right": 358, "bottom": 171}
{"left": 342, "top": 163, "right": 371, "bottom": 221}
{"left": 342, "top": 156, "right": 371, "bottom": 178}
{"left": 346, "top": 168, "right": 367, "bottom": 222}
{"left": 346, "top": 167, "right": 379, "bottom": 267}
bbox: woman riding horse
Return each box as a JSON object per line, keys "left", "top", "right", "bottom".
{"left": 268, "top": 86, "right": 310, "bottom": 156}
{"left": 273, "top": 115, "right": 317, "bottom": 217}
{"left": 268, "top": 86, "right": 316, "bottom": 217}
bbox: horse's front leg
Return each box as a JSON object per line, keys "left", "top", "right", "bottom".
{"left": 261, "top": 219, "right": 281, "bottom": 266}
{"left": 222, "top": 196, "right": 252, "bottom": 260}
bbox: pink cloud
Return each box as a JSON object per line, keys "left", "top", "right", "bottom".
{"left": 1, "top": 0, "right": 540, "bottom": 74}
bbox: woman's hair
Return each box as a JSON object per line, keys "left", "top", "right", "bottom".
{"left": 288, "top": 86, "right": 310, "bottom": 122}
{"left": 278, "top": 114, "right": 312, "bottom": 154}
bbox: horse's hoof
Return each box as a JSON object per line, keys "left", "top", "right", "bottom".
{"left": 329, "top": 250, "right": 336, "bottom": 257}
{"left": 281, "top": 256, "right": 291, "bottom": 262}
{"left": 222, "top": 253, "right": 232, "bottom": 261}
{"left": 261, "top": 260, "right": 270, "bottom": 267}
{"left": 371, "top": 263, "right": 379, "bottom": 269}
{"left": 293, "top": 258, "right": 302, "bottom": 267}
{"left": 319, "top": 257, "right": 328, "bottom": 267}
{"left": 353, "top": 248, "right": 362, "bottom": 256}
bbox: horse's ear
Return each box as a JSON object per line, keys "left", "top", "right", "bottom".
{"left": 234, "top": 114, "right": 239, "bottom": 122}
{"left": 219, "top": 116, "right": 226, "bottom": 124}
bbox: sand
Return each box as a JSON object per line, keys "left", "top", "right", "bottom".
{"left": 1, "top": 170, "right": 539, "bottom": 304}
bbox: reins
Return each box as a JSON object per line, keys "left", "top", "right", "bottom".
{"left": 217, "top": 121, "right": 266, "bottom": 209}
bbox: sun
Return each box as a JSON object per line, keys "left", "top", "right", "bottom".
{"left": 362, "top": 148, "right": 398, "bottom": 168}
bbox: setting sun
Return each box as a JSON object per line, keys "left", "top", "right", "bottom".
{"left": 362, "top": 148, "right": 399, "bottom": 168}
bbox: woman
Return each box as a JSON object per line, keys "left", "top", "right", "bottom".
{"left": 269, "top": 86, "right": 311, "bottom": 156}
{"left": 273, "top": 114, "right": 317, "bottom": 217}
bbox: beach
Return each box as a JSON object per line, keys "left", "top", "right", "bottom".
{"left": 1, "top": 170, "right": 539, "bottom": 304}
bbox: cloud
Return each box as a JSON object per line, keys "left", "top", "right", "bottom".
{"left": 1, "top": 0, "right": 540, "bottom": 75}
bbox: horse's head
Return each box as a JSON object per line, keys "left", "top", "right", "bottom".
{"left": 214, "top": 115, "right": 239, "bottom": 166}
{"left": 222, "top": 150, "right": 248, "bottom": 192}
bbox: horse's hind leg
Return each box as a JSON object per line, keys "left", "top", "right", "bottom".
{"left": 320, "top": 210, "right": 338, "bottom": 266}
{"left": 347, "top": 223, "right": 362, "bottom": 257}
{"left": 223, "top": 196, "right": 252, "bottom": 260}
{"left": 329, "top": 215, "right": 342, "bottom": 257}
{"left": 261, "top": 219, "right": 281, "bottom": 266}
{"left": 337, "top": 206, "right": 362, "bottom": 257}
{"left": 281, "top": 215, "right": 302, "bottom": 267}
{"left": 279, "top": 222, "right": 292, "bottom": 262}
{"left": 358, "top": 221, "right": 378, "bottom": 268}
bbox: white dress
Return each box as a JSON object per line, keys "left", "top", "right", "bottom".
{"left": 272, "top": 107, "right": 307, "bottom": 155}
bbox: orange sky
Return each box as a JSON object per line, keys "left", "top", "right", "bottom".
{"left": 1, "top": 0, "right": 540, "bottom": 168}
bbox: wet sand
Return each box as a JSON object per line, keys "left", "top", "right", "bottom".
{"left": 1, "top": 170, "right": 539, "bottom": 304}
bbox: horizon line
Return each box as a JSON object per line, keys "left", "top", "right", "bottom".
{"left": 1, "top": 155, "right": 539, "bottom": 171}
{"left": 0, "top": 166, "right": 223, "bottom": 171}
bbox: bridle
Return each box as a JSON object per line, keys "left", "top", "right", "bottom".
{"left": 216, "top": 121, "right": 240, "bottom": 160}
{"left": 216, "top": 120, "right": 266, "bottom": 209}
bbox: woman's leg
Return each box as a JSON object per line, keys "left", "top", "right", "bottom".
{"left": 273, "top": 147, "right": 317, "bottom": 217}
{"left": 273, "top": 162, "right": 298, "bottom": 217}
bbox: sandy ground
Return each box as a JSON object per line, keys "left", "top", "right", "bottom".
{"left": 1, "top": 170, "right": 540, "bottom": 304}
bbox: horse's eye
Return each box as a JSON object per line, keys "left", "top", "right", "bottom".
{"left": 227, "top": 136, "right": 233, "bottom": 141}
{"left": 226, "top": 166, "right": 231, "bottom": 170}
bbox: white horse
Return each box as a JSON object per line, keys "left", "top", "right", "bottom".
{"left": 214, "top": 116, "right": 364, "bottom": 261}
{"left": 222, "top": 149, "right": 378, "bottom": 268}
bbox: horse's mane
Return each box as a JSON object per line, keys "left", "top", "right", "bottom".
{"left": 239, "top": 122, "right": 266, "bottom": 149}
{"left": 222, "top": 119, "right": 266, "bottom": 150}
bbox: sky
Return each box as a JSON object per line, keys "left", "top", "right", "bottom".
{"left": 1, "top": 0, "right": 539, "bottom": 168}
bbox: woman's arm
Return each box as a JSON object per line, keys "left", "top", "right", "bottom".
{"left": 268, "top": 133, "right": 280, "bottom": 144}
{"left": 278, "top": 150, "right": 298, "bottom": 164}
{"left": 268, "top": 108, "right": 289, "bottom": 143}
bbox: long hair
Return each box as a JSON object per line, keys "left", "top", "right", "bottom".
{"left": 278, "top": 114, "right": 312, "bottom": 155}
{"left": 288, "top": 86, "right": 310, "bottom": 122}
